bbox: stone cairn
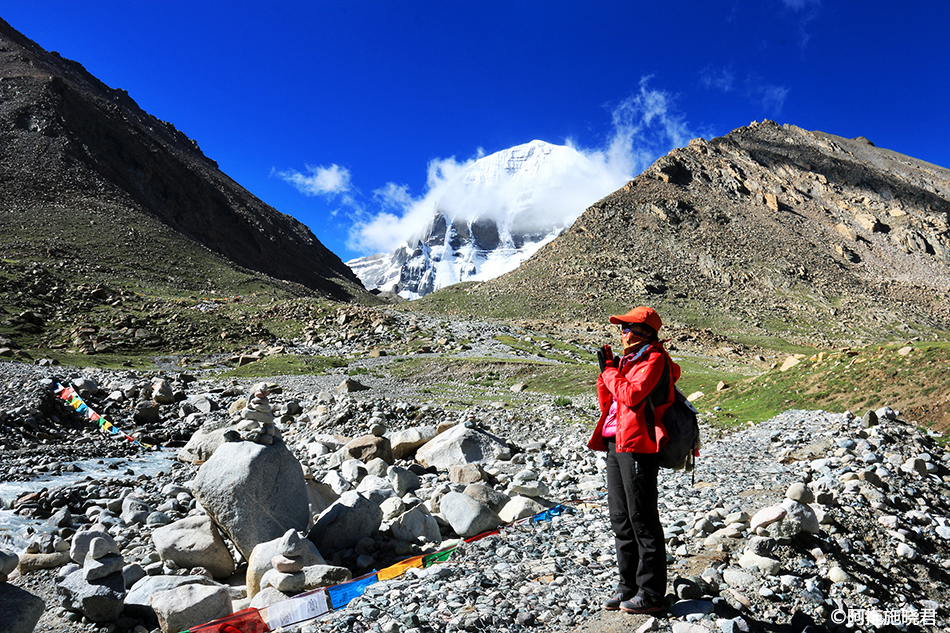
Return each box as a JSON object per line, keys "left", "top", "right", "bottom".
{"left": 233, "top": 383, "right": 280, "bottom": 445}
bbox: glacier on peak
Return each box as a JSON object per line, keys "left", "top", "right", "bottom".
{"left": 348, "top": 139, "right": 626, "bottom": 299}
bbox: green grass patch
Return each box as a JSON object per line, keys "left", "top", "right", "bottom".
{"left": 695, "top": 342, "right": 950, "bottom": 431}
{"left": 214, "top": 354, "right": 346, "bottom": 378}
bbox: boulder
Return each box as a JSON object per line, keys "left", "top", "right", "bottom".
{"left": 305, "top": 480, "right": 340, "bottom": 523}
{"left": 69, "top": 525, "right": 117, "bottom": 564}
{"left": 390, "top": 505, "right": 442, "bottom": 545}
{"left": 124, "top": 575, "right": 219, "bottom": 619}
{"left": 769, "top": 499, "right": 820, "bottom": 538}
{"left": 120, "top": 496, "right": 152, "bottom": 524}
{"left": 415, "top": 424, "right": 509, "bottom": 469}
{"left": 388, "top": 466, "right": 421, "bottom": 497}
{"left": 449, "top": 463, "right": 491, "bottom": 485}
{"left": 16, "top": 551, "right": 71, "bottom": 573}
{"left": 83, "top": 552, "right": 124, "bottom": 583}
{"left": 0, "top": 550, "right": 18, "bottom": 578}
{"left": 191, "top": 440, "right": 310, "bottom": 559}
{"left": 151, "top": 583, "right": 232, "bottom": 633}
{"left": 439, "top": 491, "right": 502, "bottom": 538}
{"left": 389, "top": 425, "right": 438, "bottom": 460}
{"left": 152, "top": 379, "right": 175, "bottom": 404}
{"left": 355, "top": 475, "right": 397, "bottom": 505}
{"left": 0, "top": 583, "right": 46, "bottom": 633}
{"left": 177, "top": 426, "right": 230, "bottom": 464}
{"left": 151, "top": 515, "right": 235, "bottom": 580}
{"left": 58, "top": 566, "right": 126, "bottom": 622}
{"left": 462, "top": 483, "right": 510, "bottom": 513}
{"left": 498, "top": 496, "right": 547, "bottom": 523}
{"left": 738, "top": 551, "right": 782, "bottom": 575}
{"left": 749, "top": 505, "right": 787, "bottom": 533}
{"left": 307, "top": 491, "right": 382, "bottom": 554}
{"left": 341, "top": 435, "right": 395, "bottom": 465}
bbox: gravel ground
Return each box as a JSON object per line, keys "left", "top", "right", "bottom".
{"left": 3, "top": 319, "right": 950, "bottom": 633}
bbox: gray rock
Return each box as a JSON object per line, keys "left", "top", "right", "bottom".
{"left": 306, "top": 480, "right": 340, "bottom": 521}
{"left": 355, "top": 475, "right": 397, "bottom": 505}
{"left": 389, "top": 425, "right": 438, "bottom": 460}
{"left": 462, "top": 483, "right": 510, "bottom": 514}
{"left": 785, "top": 482, "right": 814, "bottom": 504}
{"left": 120, "top": 496, "right": 151, "bottom": 524}
{"left": 388, "top": 465, "right": 421, "bottom": 497}
{"left": 133, "top": 401, "right": 161, "bottom": 425}
{"left": 57, "top": 566, "right": 126, "bottom": 622}
{"left": 249, "top": 586, "right": 290, "bottom": 610}
{"left": 177, "top": 427, "right": 230, "bottom": 464}
{"left": 341, "top": 435, "right": 395, "bottom": 465}
{"left": 259, "top": 564, "right": 352, "bottom": 593}
{"left": 439, "top": 491, "right": 502, "bottom": 538}
{"left": 69, "top": 525, "right": 117, "bottom": 564}
{"left": 83, "top": 552, "right": 124, "bottom": 582}
{"left": 340, "top": 459, "right": 368, "bottom": 484}
{"left": 151, "top": 515, "right": 235, "bottom": 580}
{"left": 151, "top": 583, "right": 232, "bottom": 633}
{"left": 124, "top": 575, "right": 220, "bottom": 619}
{"left": 0, "top": 550, "right": 19, "bottom": 577}
{"left": 308, "top": 491, "right": 383, "bottom": 554}
{"left": 247, "top": 530, "right": 324, "bottom": 598}
{"left": 722, "top": 568, "right": 756, "bottom": 589}
{"left": 0, "top": 583, "right": 46, "bottom": 633}
{"left": 738, "top": 551, "right": 782, "bottom": 575}
{"left": 191, "top": 439, "right": 310, "bottom": 559}
{"left": 322, "top": 469, "right": 352, "bottom": 496}
{"left": 123, "top": 563, "right": 147, "bottom": 589}
{"left": 390, "top": 504, "right": 442, "bottom": 545}
{"left": 498, "top": 496, "right": 547, "bottom": 523}
{"left": 415, "top": 424, "right": 509, "bottom": 469}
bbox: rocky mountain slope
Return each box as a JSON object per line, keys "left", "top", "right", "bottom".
{"left": 0, "top": 18, "right": 368, "bottom": 301}
{"left": 448, "top": 121, "right": 950, "bottom": 346}
{"left": 348, "top": 140, "right": 615, "bottom": 299}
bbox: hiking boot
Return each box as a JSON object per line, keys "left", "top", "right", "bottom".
{"left": 619, "top": 595, "right": 665, "bottom": 614}
{"left": 602, "top": 591, "right": 626, "bottom": 611}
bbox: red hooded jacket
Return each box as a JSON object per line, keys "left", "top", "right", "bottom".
{"left": 587, "top": 343, "right": 681, "bottom": 454}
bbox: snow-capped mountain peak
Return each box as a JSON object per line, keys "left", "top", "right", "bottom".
{"left": 348, "top": 140, "right": 620, "bottom": 299}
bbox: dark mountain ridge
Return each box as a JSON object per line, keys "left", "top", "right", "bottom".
{"left": 0, "top": 17, "right": 368, "bottom": 301}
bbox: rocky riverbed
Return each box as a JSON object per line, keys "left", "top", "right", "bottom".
{"left": 2, "top": 328, "right": 949, "bottom": 633}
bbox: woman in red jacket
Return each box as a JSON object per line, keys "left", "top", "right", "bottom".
{"left": 588, "top": 306, "right": 680, "bottom": 614}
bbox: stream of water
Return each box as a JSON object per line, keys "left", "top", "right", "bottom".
{"left": 0, "top": 449, "right": 178, "bottom": 553}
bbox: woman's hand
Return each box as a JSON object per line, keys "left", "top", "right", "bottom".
{"left": 596, "top": 345, "right": 616, "bottom": 372}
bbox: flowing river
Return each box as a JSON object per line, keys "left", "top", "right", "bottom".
{"left": 0, "top": 449, "right": 178, "bottom": 553}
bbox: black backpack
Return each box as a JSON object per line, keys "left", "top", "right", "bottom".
{"left": 639, "top": 354, "right": 701, "bottom": 473}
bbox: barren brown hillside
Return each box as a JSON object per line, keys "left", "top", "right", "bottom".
{"left": 461, "top": 121, "right": 950, "bottom": 346}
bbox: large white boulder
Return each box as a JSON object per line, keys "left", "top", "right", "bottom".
{"left": 415, "top": 424, "right": 509, "bottom": 469}
{"left": 191, "top": 440, "right": 309, "bottom": 559}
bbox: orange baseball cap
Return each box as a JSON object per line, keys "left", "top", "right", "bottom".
{"left": 608, "top": 306, "right": 662, "bottom": 333}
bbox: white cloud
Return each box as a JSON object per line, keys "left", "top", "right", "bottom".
{"left": 276, "top": 163, "right": 352, "bottom": 197}
{"left": 781, "top": 0, "right": 820, "bottom": 11}
{"left": 700, "top": 65, "right": 736, "bottom": 92}
{"left": 346, "top": 77, "right": 695, "bottom": 255}
{"left": 757, "top": 85, "right": 790, "bottom": 114}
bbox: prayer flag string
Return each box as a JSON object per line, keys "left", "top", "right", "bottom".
{"left": 54, "top": 382, "right": 154, "bottom": 449}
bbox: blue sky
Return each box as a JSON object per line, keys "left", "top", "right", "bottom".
{"left": 4, "top": 2, "right": 949, "bottom": 262}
